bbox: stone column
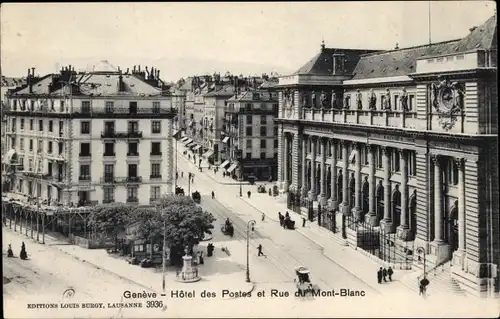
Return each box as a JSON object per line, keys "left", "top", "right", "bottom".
{"left": 379, "top": 147, "right": 392, "bottom": 233}
{"left": 318, "top": 138, "right": 327, "bottom": 205}
{"left": 300, "top": 136, "right": 308, "bottom": 197}
{"left": 352, "top": 142, "right": 362, "bottom": 220}
{"left": 397, "top": 149, "right": 410, "bottom": 240}
{"left": 339, "top": 141, "right": 350, "bottom": 215}
{"left": 328, "top": 140, "right": 338, "bottom": 210}
{"left": 365, "top": 145, "right": 377, "bottom": 225}
{"left": 308, "top": 137, "right": 317, "bottom": 200}
{"left": 430, "top": 155, "right": 449, "bottom": 264}
{"left": 277, "top": 129, "right": 283, "bottom": 189}
{"left": 282, "top": 133, "right": 289, "bottom": 192}
{"left": 453, "top": 158, "right": 467, "bottom": 269}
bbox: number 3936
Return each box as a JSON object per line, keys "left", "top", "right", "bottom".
{"left": 146, "top": 300, "right": 164, "bottom": 308}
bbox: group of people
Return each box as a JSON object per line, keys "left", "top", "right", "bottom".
{"left": 278, "top": 212, "right": 295, "bottom": 229}
{"left": 377, "top": 266, "right": 394, "bottom": 284}
{"left": 7, "top": 242, "right": 28, "bottom": 260}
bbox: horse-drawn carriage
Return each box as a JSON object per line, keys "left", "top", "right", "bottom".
{"left": 221, "top": 219, "right": 234, "bottom": 237}
{"left": 257, "top": 185, "right": 267, "bottom": 193}
{"left": 175, "top": 187, "right": 185, "bottom": 196}
{"left": 192, "top": 191, "right": 201, "bottom": 203}
{"left": 294, "top": 266, "right": 314, "bottom": 294}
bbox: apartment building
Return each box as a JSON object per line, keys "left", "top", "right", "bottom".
{"left": 2, "top": 62, "right": 176, "bottom": 207}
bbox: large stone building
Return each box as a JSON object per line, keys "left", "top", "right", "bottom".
{"left": 2, "top": 62, "right": 176, "bottom": 207}
{"left": 221, "top": 80, "right": 279, "bottom": 181}
{"left": 275, "top": 15, "right": 498, "bottom": 296}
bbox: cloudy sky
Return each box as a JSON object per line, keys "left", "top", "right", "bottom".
{"left": 1, "top": 2, "right": 496, "bottom": 81}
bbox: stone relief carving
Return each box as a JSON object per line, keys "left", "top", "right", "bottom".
{"left": 430, "top": 76, "right": 465, "bottom": 131}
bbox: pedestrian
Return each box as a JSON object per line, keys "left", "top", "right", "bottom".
{"left": 278, "top": 212, "right": 284, "bottom": 226}
{"left": 382, "top": 267, "right": 388, "bottom": 282}
{"left": 419, "top": 283, "right": 425, "bottom": 296}
{"left": 257, "top": 244, "right": 265, "bottom": 257}
{"left": 377, "top": 267, "right": 383, "bottom": 284}
{"left": 212, "top": 191, "right": 215, "bottom": 199}
{"left": 387, "top": 266, "right": 393, "bottom": 281}
{"left": 176, "top": 172, "right": 179, "bottom": 180}
{"left": 181, "top": 171, "right": 184, "bottom": 178}
{"left": 247, "top": 191, "right": 251, "bottom": 199}
{"left": 261, "top": 213, "right": 265, "bottom": 222}
{"left": 302, "top": 217, "right": 306, "bottom": 227}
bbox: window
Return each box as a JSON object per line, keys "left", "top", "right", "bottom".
{"left": 128, "top": 121, "right": 139, "bottom": 133}
{"left": 105, "top": 101, "right": 114, "bottom": 113}
{"left": 260, "top": 152, "right": 266, "bottom": 159}
{"left": 151, "top": 121, "right": 161, "bottom": 133}
{"left": 30, "top": 119, "right": 33, "bottom": 131}
{"left": 11, "top": 119, "right": 16, "bottom": 132}
{"left": 127, "top": 187, "right": 138, "bottom": 202}
{"left": 58, "top": 142, "right": 63, "bottom": 155}
{"left": 128, "top": 142, "right": 138, "bottom": 155}
{"left": 273, "top": 126, "right": 278, "bottom": 136}
{"left": 80, "top": 143, "right": 90, "bottom": 156}
{"left": 39, "top": 120, "right": 43, "bottom": 131}
{"left": 37, "top": 139, "right": 43, "bottom": 153}
{"left": 152, "top": 101, "right": 160, "bottom": 113}
{"left": 60, "top": 100, "right": 65, "bottom": 112}
{"left": 104, "top": 143, "right": 115, "bottom": 156}
{"left": 79, "top": 164, "right": 90, "bottom": 180}
{"left": 20, "top": 139, "right": 24, "bottom": 151}
{"left": 408, "top": 151, "right": 417, "bottom": 176}
{"left": 151, "top": 163, "right": 161, "bottom": 178}
{"left": 392, "top": 150, "right": 400, "bottom": 172}
{"left": 13, "top": 100, "right": 17, "bottom": 110}
{"left": 260, "top": 127, "right": 267, "bottom": 137}
{"left": 81, "top": 101, "right": 91, "bottom": 113}
{"left": 18, "top": 179, "right": 23, "bottom": 192}
{"left": 128, "top": 164, "right": 138, "bottom": 177}
{"left": 274, "top": 139, "right": 278, "bottom": 148}
{"left": 246, "top": 140, "right": 252, "bottom": 148}
{"left": 260, "top": 139, "right": 266, "bottom": 148}
{"left": 103, "top": 187, "right": 114, "bottom": 203}
{"left": 30, "top": 100, "right": 35, "bottom": 111}
{"left": 377, "top": 148, "right": 383, "bottom": 169}
{"left": 28, "top": 160, "right": 33, "bottom": 172}
{"left": 408, "top": 95, "right": 415, "bottom": 111}
{"left": 129, "top": 101, "right": 138, "bottom": 114}
{"left": 246, "top": 127, "right": 252, "bottom": 136}
{"left": 272, "top": 103, "right": 278, "bottom": 112}
{"left": 260, "top": 115, "right": 266, "bottom": 125}
{"left": 104, "top": 164, "right": 114, "bottom": 182}
{"left": 150, "top": 186, "right": 161, "bottom": 200}
{"left": 48, "top": 141, "right": 53, "bottom": 154}
{"left": 245, "top": 103, "right": 252, "bottom": 111}
{"left": 393, "top": 95, "right": 399, "bottom": 110}
{"left": 246, "top": 152, "right": 252, "bottom": 159}
{"left": 151, "top": 142, "right": 161, "bottom": 155}
{"left": 59, "top": 121, "right": 64, "bottom": 136}
{"left": 81, "top": 121, "right": 90, "bottom": 134}
{"left": 246, "top": 115, "right": 253, "bottom": 125}
{"left": 448, "top": 159, "right": 459, "bottom": 185}
{"left": 47, "top": 163, "right": 53, "bottom": 176}
{"left": 48, "top": 120, "right": 53, "bottom": 132}
{"left": 104, "top": 121, "right": 115, "bottom": 134}
{"left": 50, "top": 100, "right": 55, "bottom": 110}
{"left": 11, "top": 137, "right": 16, "bottom": 148}
{"left": 20, "top": 119, "right": 24, "bottom": 130}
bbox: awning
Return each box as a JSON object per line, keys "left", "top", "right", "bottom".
{"left": 186, "top": 141, "right": 194, "bottom": 147}
{"left": 202, "top": 150, "right": 214, "bottom": 158}
{"left": 184, "top": 138, "right": 193, "bottom": 145}
{"left": 180, "top": 137, "right": 189, "bottom": 142}
{"left": 192, "top": 145, "right": 201, "bottom": 151}
{"left": 222, "top": 136, "right": 230, "bottom": 143}
{"left": 219, "top": 160, "right": 231, "bottom": 169}
{"left": 5, "top": 149, "right": 17, "bottom": 163}
{"left": 226, "top": 163, "right": 238, "bottom": 173}
{"left": 173, "top": 129, "right": 182, "bottom": 139}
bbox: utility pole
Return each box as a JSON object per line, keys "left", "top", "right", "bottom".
{"left": 162, "top": 217, "right": 167, "bottom": 292}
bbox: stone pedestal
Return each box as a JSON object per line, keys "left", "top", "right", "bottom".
{"left": 351, "top": 208, "right": 362, "bottom": 222}
{"left": 281, "top": 181, "right": 289, "bottom": 193}
{"left": 308, "top": 190, "right": 317, "bottom": 201}
{"left": 379, "top": 219, "right": 393, "bottom": 233}
{"left": 452, "top": 250, "right": 466, "bottom": 270}
{"left": 300, "top": 187, "right": 308, "bottom": 198}
{"left": 317, "top": 194, "right": 328, "bottom": 206}
{"left": 364, "top": 213, "right": 378, "bottom": 226}
{"left": 429, "top": 241, "right": 451, "bottom": 266}
{"left": 176, "top": 254, "right": 201, "bottom": 283}
{"left": 339, "top": 202, "right": 350, "bottom": 216}
{"left": 396, "top": 226, "right": 412, "bottom": 241}
{"left": 327, "top": 198, "right": 338, "bottom": 211}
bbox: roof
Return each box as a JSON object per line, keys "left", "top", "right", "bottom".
{"left": 293, "top": 47, "right": 381, "bottom": 76}
{"left": 352, "top": 14, "right": 497, "bottom": 80}
{"left": 258, "top": 80, "right": 278, "bottom": 89}
{"left": 204, "top": 85, "right": 236, "bottom": 97}
{"left": 227, "top": 89, "right": 277, "bottom": 102}
{"left": 1, "top": 76, "right": 26, "bottom": 88}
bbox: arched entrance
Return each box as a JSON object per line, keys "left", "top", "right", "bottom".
{"left": 362, "top": 177, "right": 369, "bottom": 217}
{"left": 337, "top": 170, "right": 343, "bottom": 204}
{"left": 392, "top": 185, "right": 401, "bottom": 228}
{"left": 409, "top": 191, "right": 417, "bottom": 240}
{"left": 376, "top": 181, "right": 384, "bottom": 223}
{"left": 447, "top": 200, "right": 459, "bottom": 253}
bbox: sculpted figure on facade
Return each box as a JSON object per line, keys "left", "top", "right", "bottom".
{"left": 383, "top": 88, "right": 391, "bottom": 110}
{"left": 343, "top": 90, "right": 350, "bottom": 109}
{"left": 400, "top": 87, "right": 409, "bottom": 111}
{"left": 368, "top": 89, "right": 377, "bottom": 110}
{"left": 301, "top": 91, "right": 308, "bottom": 108}
{"left": 311, "top": 91, "right": 317, "bottom": 108}
{"left": 331, "top": 90, "right": 337, "bottom": 109}
{"left": 356, "top": 89, "right": 363, "bottom": 110}
{"left": 431, "top": 76, "right": 466, "bottom": 130}
{"left": 320, "top": 91, "right": 327, "bottom": 108}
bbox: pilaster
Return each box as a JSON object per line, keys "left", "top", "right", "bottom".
{"left": 339, "top": 140, "right": 350, "bottom": 215}
{"left": 308, "top": 136, "right": 317, "bottom": 201}
{"left": 328, "top": 140, "right": 338, "bottom": 210}
{"left": 365, "top": 145, "right": 378, "bottom": 226}
{"left": 318, "top": 138, "right": 327, "bottom": 205}
{"left": 379, "top": 147, "right": 393, "bottom": 233}
{"left": 277, "top": 128, "right": 283, "bottom": 189}
{"left": 291, "top": 133, "right": 299, "bottom": 192}
{"left": 165, "top": 119, "right": 174, "bottom": 195}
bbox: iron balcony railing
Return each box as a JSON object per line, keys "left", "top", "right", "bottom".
{"left": 101, "top": 131, "right": 143, "bottom": 139}
{"left": 100, "top": 176, "right": 143, "bottom": 184}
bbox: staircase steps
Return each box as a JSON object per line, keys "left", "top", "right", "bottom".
{"left": 400, "top": 263, "right": 467, "bottom": 297}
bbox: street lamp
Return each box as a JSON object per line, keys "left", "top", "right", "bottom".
{"left": 246, "top": 220, "right": 256, "bottom": 283}
{"left": 237, "top": 149, "right": 243, "bottom": 197}
{"left": 416, "top": 246, "right": 427, "bottom": 279}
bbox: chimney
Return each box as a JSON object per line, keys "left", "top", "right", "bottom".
{"left": 145, "top": 66, "right": 149, "bottom": 77}
{"left": 157, "top": 70, "right": 160, "bottom": 79}
{"left": 28, "top": 68, "right": 34, "bottom": 93}
{"left": 138, "top": 65, "right": 141, "bottom": 72}
{"left": 69, "top": 65, "right": 72, "bottom": 72}
{"left": 133, "top": 65, "right": 136, "bottom": 73}
{"left": 126, "top": 68, "right": 129, "bottom": 74}
{"left": 394, "top": 42, "right": 399, "bottom": 50}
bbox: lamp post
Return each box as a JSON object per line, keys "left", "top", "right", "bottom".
{"left": 416, "top": 246, "right": 426, "bottom": 279}
{"left": 237, "top": 149, "right": 243, "bottom": 197}
{"left": 246, "top": 220, "right": 256, "bottom": 283}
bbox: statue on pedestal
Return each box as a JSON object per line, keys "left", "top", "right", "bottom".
{"left": 400, "top": 87, "right": 409, "bottom": 111}
{"left": 320, "top": 91, "right": 327, "bottom": 108}
{"left": 383, "top": 88, "right": 391, "bottom": 110}
{"left": 369, "top": 89, "right": 377, "bottom": 110}
{"left": 302, "top": 92, "right": 307, "bottom": 108}
{"left": 356, "top": 89, "right": 363, "bottom": 110}
{"left": 331, "top": 91, "right": 337, "bottom": 109}
{"left": 311, "top": 91, "right": 317, "bottom": 108}
{"left": 343, "top": 90, "right": 350, "bottom": 109}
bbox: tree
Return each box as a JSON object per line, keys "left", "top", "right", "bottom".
{"left": 87, "top": 203, "right": 135, "bottom": 251}
{"left": 135, "top": 195, "right": 216, "bottom": 266}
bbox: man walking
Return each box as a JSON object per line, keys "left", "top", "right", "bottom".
{"left": 257, "top": 244, "right": 266, "bottom": 257}
{"left": 382, "top": 267, "right": 388, "bottom": 282}
{"left": 278, "top": 212, "right": 284, "bottom": 226}
{"left": 211, "top": 191, "right": 215, "bottom": 199}
{"left": 377, "top": 267, "right": 383, "bottom": 284}
{"left": 302, "top": 217, "right": 306, "bottom": 228}
{"left": 387, "top": 266, "right": 394, "bottom": 281}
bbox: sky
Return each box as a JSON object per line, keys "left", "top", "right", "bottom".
{"left": 1, "top": 1, "right": 496, "bottom": 82}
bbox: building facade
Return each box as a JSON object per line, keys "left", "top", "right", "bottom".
{"left": 222, "top": 85, "right": 279, "bottom": 181}
{"left": 3, "top": 62, "right": 176, "bottom": 207}
{"left": 275, "top": 16, "right": 498, "bottom": 295}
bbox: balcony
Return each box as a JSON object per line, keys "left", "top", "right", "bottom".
{"left": 126, "top": 197, "right": 139, "bottom": 203}
{"left": 103, "top": 152, "right": 116, "bottom": 157}
{"left": 101, "top": 130, "right": 143, "bottom": 139}
{"left": 78, "top": 175, "right": 91, "bottom": 182}
{"left": 150, "top": 152, "right": 162, "bottom": 156}
{"left": 4, "top": 107, "right": 177, "bottom": 120}
{"left": 150, "top": 198, "right": 160, "bottom": 204}
{"left": 79, "top": 153, "right": 91, "bottom": 158}
{"left": 99, "top": 176, "right": 142, "bottom": 184}
{"left": 150, "top": 174, "right": 162, "bottom": 180}
{"left": 127, "top": 152, "right": 139, "bottom": 157}
{"left": 102, "top": 199, "right": 115, "bottom": 204}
